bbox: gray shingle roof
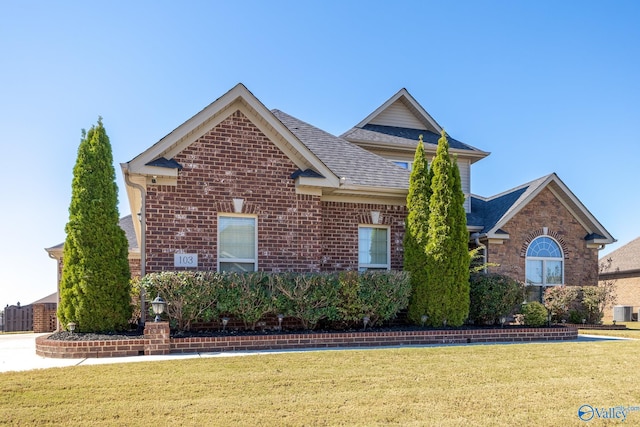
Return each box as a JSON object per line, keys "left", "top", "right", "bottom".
{"left": 47, "top": 215, "right": 138, "bottom": 252}
{"left": 272, "top": 110, "right": 410, "bottom": 189}
{"left": 346, "top": 125, "right": 478, "bottom": 152}
{"left": 600, "top": 236, "right": 640, "bottom": 273}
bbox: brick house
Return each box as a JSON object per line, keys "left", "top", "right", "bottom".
{"left": 598, "top": 237, "right": 640, "bottom": 322}
{"left": 48, "top": 83, "right": 615, "bottom": 319}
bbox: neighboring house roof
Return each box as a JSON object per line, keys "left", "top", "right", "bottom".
{"left": 31, "top": 292, "right": 57, "bottom": 305}
{"left": 341, "top": 88, "right": 489, "bottom": 163}
{"left": 272, "top": 110, "right": 410, "bottom": 189}
{"left": 45, "top": 215, "right": 139, "bottom": 259}
{"left": 599, "top": 236, "right": 640, "bottom": 278}
{"left": 469, "top": 173, "right": 615, "bottom": 246}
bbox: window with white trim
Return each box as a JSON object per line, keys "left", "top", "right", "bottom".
{"left": 218, "top": 215, "right": 257, "bottom": 272}
{"left": 358, "top": 226, "right": 390, "bottom": 271}
{"left": 393, "top": 161, "right": 412, "bottom": 170}
{"left": 525, "top": 236, "right": 563, "bottom": 286}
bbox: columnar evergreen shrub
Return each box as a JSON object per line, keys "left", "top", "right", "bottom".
{"left": 58, "top": 118, "right": 131, "bottom": 332}
{"left": 425, "top": 131, "right": 470, "bottom": 327}
{"left": 405, "top": 135, "right": 432, "bottom": 323}
{"left": 469, "top": 274, "right": 525, "bottom": 325}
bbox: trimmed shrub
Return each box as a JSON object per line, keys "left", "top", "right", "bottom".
{"left": 272, "top": 273, "right": 339, "bottom": 330}
{"left": 469, "top": 274, "right": 525, "bottom": 325}
{"left": 221, "top": 272, "right": 273, "bottom": 330}
{"left": 359, "top": 271, "right": 411, "bottom": 327}
{"left": 581, "top": 286, "right": 610, "bottom": 324}
{"left": 543, "top": 285, "right": 579, "bottom": 323}
{"left": 141, "top": 271, "right": 221, "bottom": 331}
{"left": 522, "top": 302, "right": 548, "bottom": 327}
{"left": 140, "top": 271, "right": 411, "bottom": 332}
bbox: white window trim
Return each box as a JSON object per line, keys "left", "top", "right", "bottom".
{"left": 217, "top": 213, "right": 258, "bottom": 272}
{"left": 525, "top": 236, "right": 564, "bottom": 286}
{"left": 358, "top": 225, "right": 391, "bottom": 271}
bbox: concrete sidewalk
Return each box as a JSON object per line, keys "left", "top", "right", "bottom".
{"left": 0, "top": 332, "right": 631, "bottom": 373}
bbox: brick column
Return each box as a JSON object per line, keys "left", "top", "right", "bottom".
{"left": 144, "top": 322, "right": 170, "bottom": 355}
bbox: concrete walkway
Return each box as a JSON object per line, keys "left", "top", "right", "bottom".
{"left": 0, "top": 332, "right": 631, "bottom": 373}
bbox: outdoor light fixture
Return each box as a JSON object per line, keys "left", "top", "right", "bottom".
{"left": 442, "top": 319, "right": 447, "bottom": 328}
{"left": 150, "top": 294, "right": 166, "bottom": 322}
{"left": 221, "top": 317, "right": 229, "bottom": 332}
{"left": 67, "top": 322, "right": 76, "bottom": 333}
{"left": 421, "top": 315, "right": 428, "bottom": 328}
{"left": 363, "top": 316, "right": 370, "bottom": 330}
{"left": 277, "top": 314, "right": 284, "bottom": 331}
{"left": 547, "top": 312, "right": 552, "bottom": 327}
{"left": 582, "top": 318, "right": 586, "bottom": 325}
{"left": 500, "top": 316, "right": 507, "bottom": 328}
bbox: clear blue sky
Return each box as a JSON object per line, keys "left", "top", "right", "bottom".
{"left": 1, "top": 1, "right": 639, "bottom": 309}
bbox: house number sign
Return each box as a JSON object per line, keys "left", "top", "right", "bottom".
{"left": 174, "top": 253, "right": 198, "bottom": 268}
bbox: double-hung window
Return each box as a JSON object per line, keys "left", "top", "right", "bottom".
{"left": 218, "top": 215, "right": 257, "bottom": 272}
{"left": 358, "top": 226, "right": 390, "bottom": 271}
{"left": 525, "top": 236, "right": 563, "bottom": 286}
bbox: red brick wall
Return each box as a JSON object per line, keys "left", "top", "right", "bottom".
{"left": 144, "top": 110, "right": 408, "bottom": 273}
{"left": 487, "top": 187, "right": 599, "bottom": 286}
{"left": 321, "top": 202, "right": 407, "bottom": 271}
{"left": 33, "top": 303, "right": 57, "bottom": 333}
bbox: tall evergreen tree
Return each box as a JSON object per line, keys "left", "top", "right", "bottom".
{"left": 424, "top": 130, "right": 470, "bottom": 327}
{"left": 58, "top": 118, "right": 131, "bottom": 332}
{"left": 405, "top": 135, "right": 433, "bottom": 323}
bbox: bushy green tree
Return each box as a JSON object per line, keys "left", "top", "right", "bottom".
{"left": 58, "top": 118, "right": 131, "bottom": 332}
{"left": 404, "top": 135, "right": 433, "bottom": 323}
{"left": 424, "top": 131, "right": 470, "bottom": 326}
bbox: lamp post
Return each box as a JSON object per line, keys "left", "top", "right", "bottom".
{"left": 421, "top": 315, "right": 428, "bottom": 328}
{"left": 500, "top": 316, "right": 507, "bottom": 328}
{"left": 221, "top": 317, "right": 229, "bottom": 332}
{"left": 67, "top": 322, "right": 76, "bottom": 334}
{"left": 277, "top": 314, "right": 284, "bottom": 331}
{"left": 150, "top": 294, "right": 166, "bottom": 322}
{"left": 363, "top": 316, "right": 370, "bottom": 330}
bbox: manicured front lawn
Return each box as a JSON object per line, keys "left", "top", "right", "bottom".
{"left": 580, "top": 321, "right": 640, "bottom": 339}
{"left": 2, "top": 340, "right": 640, "bottom": 426}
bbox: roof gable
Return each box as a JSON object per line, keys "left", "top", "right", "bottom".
{"left": 471, "top": 173, "right": 615, "bottom": 245}
{"left": 341, "top": 88, "right": 489, "bottom": 162}
{"left": 124, "top": 83, "right": 337, "bottom": 185}
{"left": 354, "top": 88, "right": 441, "bottom": 133}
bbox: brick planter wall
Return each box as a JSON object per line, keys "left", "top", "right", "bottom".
{"left": 36, "top": 326, "right": 578, "bottom": 359}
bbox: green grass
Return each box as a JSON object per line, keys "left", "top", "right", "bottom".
{"left": 2, "top": 339, "right": 640, "bottom": 426}
{"left": 580, "top": 321, "right": 640, "bottom": 339}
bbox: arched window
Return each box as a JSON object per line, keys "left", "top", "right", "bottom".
{"left": 525, "top": 236, "right": 563, "bottom": 286}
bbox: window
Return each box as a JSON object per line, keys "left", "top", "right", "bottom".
{"left": 358, "top": 226, "right": 390, "bottom": 271}
{"left": 525, "top": 236, "right": 563, "bottom": 286}
{"left": 393, "top": 161, "right": 412, "bottom": 170}
{"left": 218, "top": 215, "right": 257, "bottom": 272}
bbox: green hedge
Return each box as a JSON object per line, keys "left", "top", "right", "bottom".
{"left": 468, "top": 273, "right": 525, "bottom": 325}
{"left": 139, "top": 271, "right": 410, "bottom": 331}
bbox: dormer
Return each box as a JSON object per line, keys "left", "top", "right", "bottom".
{"left": 341, "top": 88, "right": 489, "bottom": 213}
